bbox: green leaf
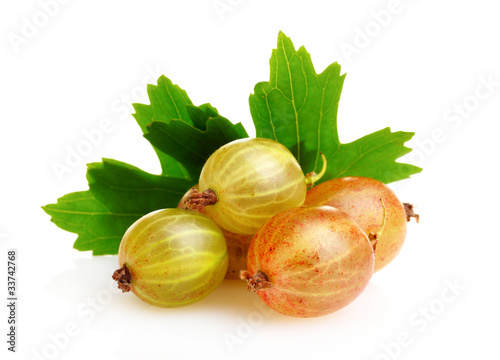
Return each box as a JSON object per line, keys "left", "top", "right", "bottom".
{"left": 330, "top": 128, "right": 421, "bottom": 183}
{"left": 42, "top": 191, "right": 131, "bottom": 255}
{"left": 186, "top": 103, "right": 219, "bottom": 131}
{"left": 42, "top": 159, "right": 196, "bottom": 255}
{"left": 144, "top": 109, "right": 249, "bottom": 179}
{"left": 249, "top": 32, "right": 422, "bottom": 183}
{"left": 132, "top": 76, "right": 194, "bottom": 179}
{"left": 43, "top": 76, "right": 250, "bottom": 255}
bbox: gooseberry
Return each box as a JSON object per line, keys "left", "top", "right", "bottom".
{"left": 304, "top": 176, "right": 414, "bottom": 272}
{"left": 185, "top": 138, "right": 325, "bottom": 235}
{"left": 178, "top": 186, "right": 252, "bottom": 280}
{"left": 112, "top": 208, "right": 228, "bottom": 308}
{"left": 242, "top": 205, "right": 374, "bottom": 318}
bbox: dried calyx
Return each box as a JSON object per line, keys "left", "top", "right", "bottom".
{"left": 112, "top": 265, "right": 132, "bottom": 293}
{"left": 403, "top": 203, "right": 420, "bottom": 223}
{"left": 240, "top": 270, "right": 273, "bottom": 292}
{"left": 183, "top": 188, "right": 218, "bottom": 211}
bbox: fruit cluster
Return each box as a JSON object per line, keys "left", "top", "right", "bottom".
{"left": 113, "top": 138, "right": 418, "bottom": 317}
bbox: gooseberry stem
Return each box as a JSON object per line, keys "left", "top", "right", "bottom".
{"left": 184, "top": 188, "right": 218, "bottom": 211}
{"left": 305, "top": 153, "right": 327, "bottom": 187}
{"left": 240, "top": 270, "right": 273, "bottom": 292}
{"left": 113, "top": 264, "right": 132, "bottom": 293}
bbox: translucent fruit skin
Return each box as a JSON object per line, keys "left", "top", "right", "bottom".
{"left": 304, "top": 177, "right": 407, "bottom": 272}
{"left": 178, "top": 186, "right": 252, "bottom": 280}
{"left": 118, "top": 209, "right": 228, "bottom": 307}
{"left": 247, "top": 205, "right": 374, "bottom": 318}
{"left": 199, "top": 138, "right": 307, "bottom": 235}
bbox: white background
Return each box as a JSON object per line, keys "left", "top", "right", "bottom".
{"left": 1, "top": 0, "right": 499, "bottom": 359}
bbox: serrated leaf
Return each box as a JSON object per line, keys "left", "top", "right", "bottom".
{"left": 43, "top": 159, "right": 196, "bottom": 255}
{"left": 44, "top": 75, "right": 250, "bottom": 255}
{"left": 249, "top": 32, "right": 422, "bottom": 183}
{"left": 132, "top": 76, "right": 194, "bottom": 178}
{"left": 145, "top": 109, "right": 249, "bottom": 179}
{"left": 42, "top": 191, "right": 134, "bottom": 255}
{"left": 330, "top": 128, "right": 421, "bottom": 182}
{"left": 186, "top": 103, "right": 219, "bottom": 131}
